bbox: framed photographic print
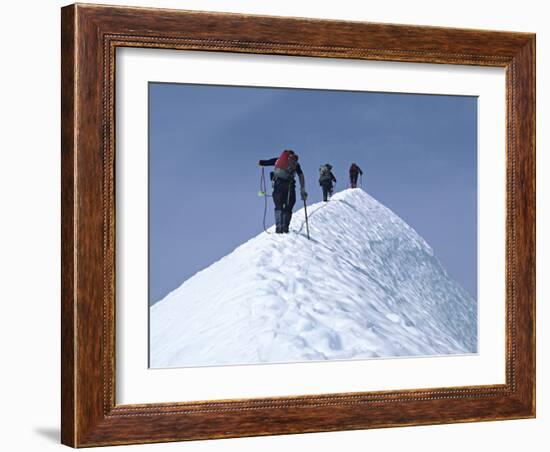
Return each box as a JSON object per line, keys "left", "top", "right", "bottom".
{"left": 61, "top": 3, "right": 536, "bottom": 447}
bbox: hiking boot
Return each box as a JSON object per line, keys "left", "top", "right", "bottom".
{"left": 282, "top": 211, "right": 292, "bottom": 233}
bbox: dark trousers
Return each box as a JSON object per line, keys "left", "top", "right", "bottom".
{"left": 350, "top": 173, "right": 359, "bottom": 188}
{"left": 273, "top": 179, "right": 296, "bottom": 212}
{"left": 321, "top": 182, "right": 333, "bottom": 202}
{"left": 273, "top": 179, "right": 296, "bottom": 232}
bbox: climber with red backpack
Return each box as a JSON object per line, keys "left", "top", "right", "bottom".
{"left": 259, "top": 149, "right": 307, "bottom": 234}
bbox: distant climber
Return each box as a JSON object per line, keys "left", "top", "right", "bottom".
{"left": 349, "top": 163, "right": 363, "bottom": 188}
{"left": 259, "top": 150, "right": 307, "bottom": 234}
{"left": 319, "top": 163, "right": 337, "bottom": 202}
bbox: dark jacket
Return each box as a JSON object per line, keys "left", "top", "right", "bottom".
{"left": 259, "top": 158, "right": 303, "bottom": 176}
{"left": 349, "top": 164, "right": 363, "bottom": 176}
{"left": 319, "top": 171, "right": 336, "bottom": 186}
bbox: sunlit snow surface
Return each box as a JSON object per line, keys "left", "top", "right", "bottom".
{"left": 150, "top": 189, "right": 477, "bottom": 368}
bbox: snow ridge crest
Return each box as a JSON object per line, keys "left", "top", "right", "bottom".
{"left": 150, "top": 188, "right": 477, "bottom": 368}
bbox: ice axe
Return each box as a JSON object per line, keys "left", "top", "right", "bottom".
{"left": 303, "top": 198, "right": 310, "bottom": 240}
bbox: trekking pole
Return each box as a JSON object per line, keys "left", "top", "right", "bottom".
{"left": 360, "top": 174, "right": 363, "bottom": 188}
{"left": 303, "top": 198, "right": 310, "bottom": 240}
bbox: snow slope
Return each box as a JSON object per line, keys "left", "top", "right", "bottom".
{"left": 150, "top": 189, "right": 477, "bottom": 368}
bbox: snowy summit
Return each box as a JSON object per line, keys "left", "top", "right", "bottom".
{"left": 150, "top": 189, "right": 477, "bottom": 368}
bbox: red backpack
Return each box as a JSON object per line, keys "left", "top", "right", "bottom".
{"left": 274, "top": 150, "right": 298, "bottom": 180}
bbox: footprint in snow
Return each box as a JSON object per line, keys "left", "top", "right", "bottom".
{"left": 385, "top": 313, "right": 401, "bottom": 323}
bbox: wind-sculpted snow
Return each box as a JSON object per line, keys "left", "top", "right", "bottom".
{"left": 150, "top": 189, "right": 477, "bottom": 368}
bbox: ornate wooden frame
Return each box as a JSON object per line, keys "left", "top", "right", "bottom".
{"left": 61, "top": 3, "right": 536, "bottom": 447}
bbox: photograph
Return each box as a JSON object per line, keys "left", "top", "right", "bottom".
{"left": 148, "top": 82, "right": 478, "bottom": 368}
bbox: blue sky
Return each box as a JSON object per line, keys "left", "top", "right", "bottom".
{"left": 149, "top": 83, "right": 477, "bottom": 305}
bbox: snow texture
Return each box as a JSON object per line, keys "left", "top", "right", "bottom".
{"left": 150, "top": 188, "right": 477, "bottom": 368}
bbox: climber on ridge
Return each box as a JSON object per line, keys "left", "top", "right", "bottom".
{"left": 259, "top": 149, "right": 307, "bottom": 234}
{"left": 349, "top": 162, "right": 363, "bottom": 188}
{"left": 319, "top": 163, "right": 337, "bottom": 202}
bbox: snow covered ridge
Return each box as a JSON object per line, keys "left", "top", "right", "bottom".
{"left": 150, "top": 188, "right": 477, "bottom": 368}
